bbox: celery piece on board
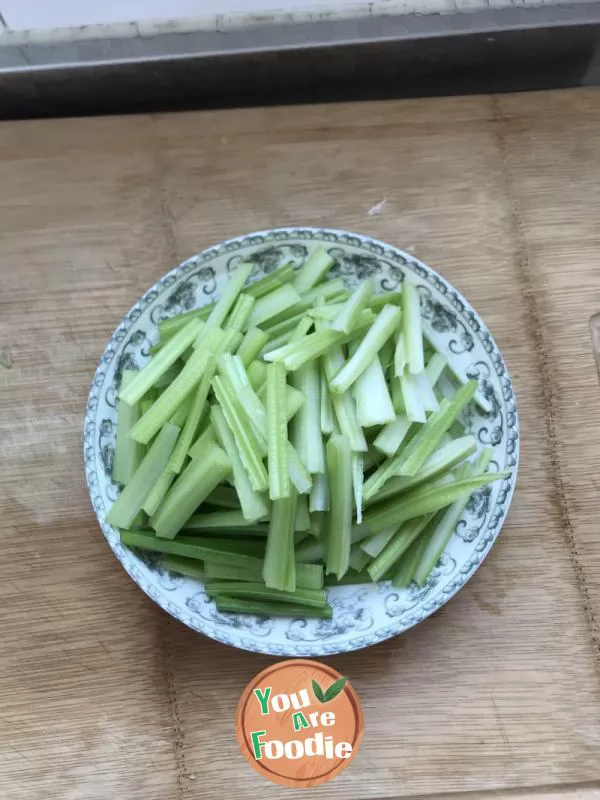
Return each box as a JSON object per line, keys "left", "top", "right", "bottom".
{"left": 113, "top": 370, "right": 144, "bottom": 485}
{"left": 402, "top": 279, "right": 424, "bottom": 375}
{"left": 330, "top": 304, "right": 402, "bottom": 394}
{"left": 106, "top": 423, "right": 180, "bottom": 529}
{"left": 353, "top": 355, "right": 396, "bottom": 428}
{"left": 368, "top": 514, "right": 434, "bottom": 581}
{"left": 151, "top": 442, "right": 231, "bottom": 539}
{"left": 266, "top": 361, "right": 291, "bottom": 500}
{"left": 205, "top": 580, "right": 327, "bottom": 608}
{"left": 248, "top": 284, "right": 302, "bottom": 328}
{"left": 120, "top": 317, "right": 203, "bottom": 406}
{"left": 263, "top": 492, "right": 297, "bottom": 591}
{"left": 167, "top": 356, "right": 216, "bottom": 474}
{"left": 325, "top": 435, "right": 353, "bottom": 579}
{"left": 162, "top": 555, "right": 206, "bottom": 581}
{"left": 216, "top": 596, "right": 332, "bottom": 618}
{"left": 225, "top": 293, "right": 255, "bottom": 333}
{"left": 293, "top": 247, "right": 336, "bottom": 294}
{"left": 246, "top": 262, "right": 295, "bottom": 298}
{"left": 237, "top": 327, "right": 269, "bottom": 367}
{"left": 330, "top": 278, "right": 374, "bottom": 334}
{"left": 205, "top": 263, "right": 253, "bottom": 330}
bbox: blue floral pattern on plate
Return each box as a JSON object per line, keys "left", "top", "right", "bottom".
{"left": 83, "top": 228, "right": 519, "bottom": 656}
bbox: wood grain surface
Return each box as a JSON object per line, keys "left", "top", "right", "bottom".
{"left": 1, "top": 88, "right": 600, "bottom": 800}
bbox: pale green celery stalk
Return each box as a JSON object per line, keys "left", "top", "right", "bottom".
{"left": 121, "top": 530, "right": 265, "bottom": 561}
{"left": 153, "top": 360, "right": 183, "bottom": 388}
{"left": 364, "top": 471, "right": 508, "bottom": 533}
{"left": 159, "top": 303, "right": 215, "bottom": 338}
{"left": 246, "top": 359, "right": 267, "bottom": 390}
{"left": 391, "top": 375, "right": 406, "bottom": 415}
{"left": 293, "top": 247, "right": 335, "bottom": 294}
{"left": 395, "top": 380, "right": 478, "bottom": 476}
{"left": 360, "top": 525, "right": 398, "bottom": 558}
{"left": 320, "top": 368, "right": 334, "bottom": 435}
{"left": 167, "top": 356, "right": 216, "bottom": 474}
{"left": 207, "top": 558, "right": 321, "bottom": 589}
{"left": 394, "top": 332, "right": 407, "bottom": 377}
{"left": 320, "top": 336, "right": 367, "bottom": 452}
{"left": 330, "top": 278, "right": 374, "bottom": 334}
{"left": 370, "top": 291, "right": 403, "bottom": 310}
{"left": 205, "top": 484, "right": 241, "bottom": 508}
{"left": 212, "top": 375, "right": 268, "bottom": 491}
{"left": 143, "top": 466, "right": 176, "bottom": 516}
{"left": 402, "top": 279, "right": 424, "bottom": 374}
{"left": 309, "top": 472, "right": 329, "bottom": 513}
{"left": 422, "top": 320, "right": 492, "bottom": 414}
{"left": 246, "top": 262, "right": 295, "bottom": 298}
{"left": 399, "top": 369, "right": 427, "bottom": 423}
{"left": 288, "top": 442, "right": 312, "bottom": 494}
{"left": 106, "top": 423, "right": 180, "bottom": 528}
{"left": 291, "top": 360, "right": 325, "bottom": 474}
{"left": 289, "top": 316, "right": 314, "bottom": 342}
{"left": 308, "top": 303, "right": 344, "bottom": 321}
{"left": 352, "top": 452, "right": 364, "bottom": 525}
{"left": 325, "top": 435, "right": 353, "bottom": 578}
{"left": 425, "top": 352, "right": 448, "bottom": 388}
{"left": 162, "top": 555, "right": 205, "bottom": 580}
{"left": 184, "top": 510, "right": 264, "bottom": 529}
{"left": 263, "top": 286, "right": 347, "bottom": 334}
{"left": 206, "top": 581, "right": 327, "bottom": 608}
{"left": 168, "top": 393, "right": 194, "bottom": 428}
{"left": 297, "top": 522, "right": 369, "bottom": 564}
{"left": 264, "top": 329, "right": 346, "bottom": 372}
{"left": 353, "top": 355, "right": 396, "bottom": 428}
{"left": 237, "top": 327, "right": 269, "bottom": 367}
{"left": 413, "top": 369, "right": 439, "bottom": 413}
{"left": 258, "top": 382, "right": 305, "bottom": 423}
{"left": 330, "top": 305, "right": 402, "bottom": 394}
{"left": 374, "top": 416, "right": 412, "bottom": 457}
{"left": 130, "top": 347, "right": 213, "bottom": 445}
{"left": 263, "top": 492, "right": 297, "bottom": 590}
{"left": 366, "top": 435, "right": 477, "bottom": 506}
{"left": 248, "top": 284, "right": 302, "bottom": 327}
{"left": 205, "top": 262, "right": 253, "bottom": 330}
{"left": 349, "top": 544, "right": 371, "bottom": 572}
{"left": 218, "top": 353, "right": 266, "bottom": 434}
{"left": 120, "top": 318, "right": 204, "bottom": 406}
{"left": 262, "top": 312, "right": 308, "bottom": 341}
{"left": 266, "top": 361, "right": 290, "bottom": 500}
{"left": 113, "top": 370, "right": 144, "bottom": 485}
{"left": 309, "top": 511, "right": 325, "bottom": 538}
{"left": 295, "top": 493, "right": 310, "bottom": 530}
{"left": 368, "top": 514, "right": 434, "bottom": 581}
{"left": 151, "top": 442, "right": 231, "bottom": 539}
{"left": 392, "top": 531, "right": 431, "bottom": 588}
{"left": 187, "top": 425, "right": 216, "bottom": 460}
{"left": 379, "top": 338, "right": 395, "bottom": 372}
{"left": 216, "top": 596, "right": 332, "bottom": 618}
{"left": 364, "top": 445, "right": 384, "bottom": 471}
{"left": 325, "top": 570, "right": 371, "bottom": 586}
{"left": 225, "top": 293, "right": 255, "bottom": 333}
{"left": 210, "top": 405, "right": 268, "bottom": 521}
{"left": 260, "top": 329, "right": 293, "bottom": 354}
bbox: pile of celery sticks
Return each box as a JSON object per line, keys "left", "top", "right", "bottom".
{"left": 107, "top": 248, "right": 507, "bottom": 619}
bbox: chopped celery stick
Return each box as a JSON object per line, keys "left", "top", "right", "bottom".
{"left": 158, "top": 304, "right": 213, "bottom": 340}
{"left": 294, "top": 247, "right": 335, "bottom": 294}
{"left": 121, "top": 530, "right": 264, "bottom": 560}
{"left": 261, "top": 330, "right": 294, "bottom": 354}
{"left": 218, "top": 353, "right": 266, "bottom": 433}
{"left": 331, "top": 278, "right": 374, "bottom": 334}
{"left": 212, "top": 376, "right": 268, "bottom": 492}
{"left": 394, "top": 332, "right": 407, "bottom": 377}
{"left": 106, "top": 423, "right": 179, "bottom": 529}
{"left": 370, "top": 291, "right": 403, "bottom": 310}
{"left": 289, "top": 316, "right": 314, "bottom": 342}
{"left": 113, "top": 370, "right": 144, "bottom": 485}
{"left": 258, "top": 382, "right": 304, "bottom": 423}
{"left": 153, "top": 360, "right": 183, "bottom": 388}
{"left": 263, "top": 492, "right": 297, "bottom": 591}
{"left": 402, "top": 280, "right": 424, "bottom": 374}
{"left": 294, "top": 530, "right": 310, "bottom": 546}
{"left": 247, "top": 359, "right": 267, "bottom": 390}
{"left": 264, "top": 329, "right": 345, "bottom": 372}
{"left": 205, "top": 559, "right": 263, "bottom": 582}
{"left": 295, "top": 494, "right": 311, "bottom": 530}
{"left": 263, "top": 281, "right": 347, "bottom": 332}
{"left": 205, "top": 484, "right": 241, "bottom": 508}
{"left": 330, "top": 305, "right": 402, "bottom": 394}
{"left": 309, "top": 511, "right": 325, "bottom": 538}
{"left": 162, "top": 555, "right": 205, "bottom": 581}
{"left": 266, "top": 362, "right": 290, "bottom": 500}
{"left": 120, "top": 317, "right": 203, "bottom": 406}
{"left": 237, "top": 327, "right": 269, "bottom": 367}
{"left": 391, "top": 375, "right": 406, "bottom": 415}
{"left": 379, "top": 338, "right": 395, "bottom": 372}
{"left": 308, "top": 303, "right": 345, "bottom": 321}
{"left": 151, "top": 442, "right": 231, "bottom": 539}
{"left": 167, "top": 356, "right": 216, "bottom": 474}
{"left": 364, "top": 444, "right": 385, "bottom": 471}
{"left": 360, "top": 525, "right": 398, "bottom": 558}
{"left": 291, "top": 360, "right": 325, "bottom": 474}
{"left": 287, "top": 442, "right": 313, "bottom": 494}
{"left": 413, "top": 369, "right": 439, "bottom": 413}
{"left": 143, "top": 466, "right": 176, "bottom": 516}
{"left": 399, "top": 369, "right": 427, "bottom": 423}
{"left": 211, "top": 405, "right": 268, "bottom": 522}
{"left": 363, "top": 471, "right": 508, "bottom": 533}
{"left": 296, "top": 522, "right": 369, "bottom": 563}
{"left": 140, "top": 392, "right": 156, "bottom": 416}
{"left": 283, "top": 536, "right": 296, "bottom": 593}
{"left": 131, "top": 347, "right": 213, "bottom": 445}
{"left": 392, "top": 532, "right": 431, "bottom": 588}
{"left": 309, "top": 472, "right": 328, "bottom": 513}
{"left": 205, "top": 262, "right": 253, "bottom": 330}
{"left": 395, "top": 380, "right": 477, "bottom": 476}
{"left": 187, "top": 425, "right": 216, "bottom": 460}
{"left": 246, "top": 262, "right": 295, "bottom": 298}
{"left": 168, "top": 393, "right": 194, "bottom": 428}
{"left": 129, "top": 509, "right": 147, "bottom": 531}
{"left": 225, "top": 293, "right": 255, "bottom": 333}
{"left": 320, "top": 369, "right": 334, "bottom": 435}
{"left": 352, "top": 452, "right": 364, "bottom": 525}
{"left": 349, "top": 544, "right": 371, "bottom": 573}
{"left": 325, "top": 435, "right": 353, "bottom": 579}
{"left": 249, "top": 284, "right": 302, "bottom": 327}
{"left": 184, "top": 510, "right": 265, "bottom": 529}
{"left": 205, "top": 581, "right": 327, "bottom": 608}
{"left": 425, "top": 352, "right": 448, "bottom": 388}
{"left": 354, "top": 355, "right": 396, "bottom": 427}
{"left": 216, "top": 596, "right": 332, "bottom": 618}
{"left": 319, "top": 337, "right": 367, "bottom": 452}
{"left": 324, "top": 570, "right": 370, "bottom": 586}
{"left": 374, "top": 416, "right": 412, "bottom": 457}
{"left": 295, "top": 562, "right": 324, "bottom": 590}
{"left": 368, "top": 514, "right": 434, "bottom": 581}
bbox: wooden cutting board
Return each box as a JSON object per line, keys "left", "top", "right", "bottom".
{"left": 1, "top": 88, "right": 600, "bottom": 800}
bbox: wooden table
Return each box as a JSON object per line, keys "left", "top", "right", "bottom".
{"left": 2, "top": 88, "right": 600, "bottom": 800}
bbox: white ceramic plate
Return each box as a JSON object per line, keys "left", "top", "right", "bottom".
{"left": 84, "top": 228, "right": 519, "bottom": 656}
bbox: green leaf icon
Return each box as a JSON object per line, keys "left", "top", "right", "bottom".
{"left": 323, "top": 677, "right": 348, "bottom": 702}
{"left": 312, "top": 679, "right": 325, "bottom": 703}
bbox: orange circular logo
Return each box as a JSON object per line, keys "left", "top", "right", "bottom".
{"left": 236, "top": 659, "right": 363, "bottom": 788}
